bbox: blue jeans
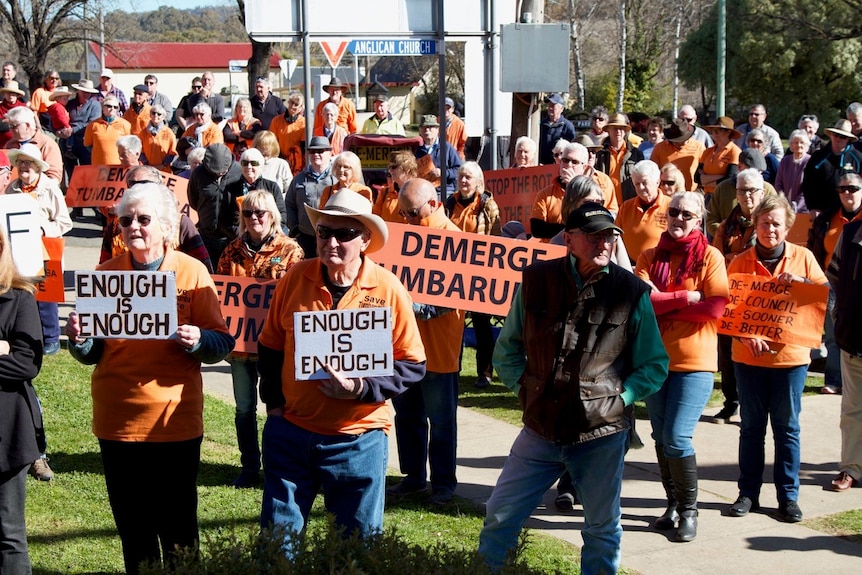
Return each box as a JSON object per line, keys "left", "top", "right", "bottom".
{"left": 37, "top": 301, "right": 60, "bottom": 345}
{"left": 229, "top": 357, "right": 260, "bottom": 473}
{"left": 479, "top": 428, "right": 626, "bottom": 574}
{"left": 646, "top": 371, "right": 714, "bottom": 459}
{"left": 260, "top": 416, "right": 387, "bottom": 545}
{"left": 391, "top": 370, "right": 458, "bottom": 495}
{"left": 0, "top": 465, "right": 31, "bottom": 574}
{"left": 734, "top": 363, "right": 807, "bottom": 503}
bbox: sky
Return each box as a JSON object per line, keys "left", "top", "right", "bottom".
{"left": 117, "top": 0, "right": 232, "bottom": 14}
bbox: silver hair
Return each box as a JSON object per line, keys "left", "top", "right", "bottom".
{"left": 847, "top": 102, "right": 862, "bottom": 116}
{"left": 562, "top": 141, "right": 588, "bottom": 163}
{"left": 562, "top": 175, "right": 604, "bottom": 219}
{"left": 631, "top": 159, "right": 660, "bottom": 182}
{"left": 746, "top": 128, "right": 765, "bottom": 143}
{"left": 118, "top": 183, "right": 179, "bottom": 247}
{"left": 788, "top": 129, "right": 810, "bottom": 147}
{"left": 322, "top": 102, "right": 339, "bottom": 116}
{"left": 150, "top": 104, "right": 166, "bottom": 117}
{"left": 5, "top": 106, "right": 35, "bottom": 126}
{"left": 669, "top": 190, "right": 705, "bottom": 219}
{"left": 117, "top": 135, "right": 142, "bottom": 155}
{"left": 736, "top": 168, "right": 764, "bottom": 190}
{"left": 191, "top": 101, "right": 212, "bottom": 116}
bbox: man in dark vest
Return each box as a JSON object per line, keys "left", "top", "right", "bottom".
{"left": 478, "top": 202, "right": 668, "bottom": 574}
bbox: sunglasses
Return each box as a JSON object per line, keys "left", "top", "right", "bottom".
{"left": 241, "top": 160, "right": 261, "bottom": 167}
{"left": 118, "top": 215, "right": 152, "bottom": 227}
{"left": 398, "top": 200, "right": 430, "bottom": 219}
{"left": 837, "top": 185, "right": 862, "bottom": 193}
{"left": 316, "top": 225, "right": 364, "bottom": 242}
{"left": 103, "top": 104, "right": 119, "bottom": 109}
{"left": 151, "top": 112, "right": 163, "bottom": 117}
{"left": 192, "top": 85, "right": 203, "bottom": 90}
{"left": 660, "top": 179, "right": 677, "bottom": 186}
{"left": 667, "top": 207, "right": 698, "bottom": 221}
{"left": 241, "top": 209, "right": 268, "bottom": 218}
{"left": 15, "top": 159, "right": 35, "bottom": 167}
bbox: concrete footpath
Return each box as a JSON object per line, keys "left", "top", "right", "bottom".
{"left": 61, "top": 223, "right": 862, "bottom": 574}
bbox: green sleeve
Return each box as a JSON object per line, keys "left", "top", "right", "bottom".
{"left": 620, "top": 291, "right": 669, "bottom": 406}
{"left": 492, "top": 286, "right": 526, "bottom": 393}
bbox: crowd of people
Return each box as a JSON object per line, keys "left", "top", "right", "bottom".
{"left": 1, "top": 59, "right": 860, "bottom": 575}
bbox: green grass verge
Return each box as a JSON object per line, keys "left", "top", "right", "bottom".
{"left": 805, "top": 509, "right": 862, "bottom": 544}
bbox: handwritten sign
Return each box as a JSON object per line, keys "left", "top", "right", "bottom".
{"left": 717, "top": 273, "right": 828, "bottom": 348}
{"left": 212, "top": 275, "right": 276, "bottom": 354}
{"left": 294, "top": 308, "right": 393, "bottom": 380}
{"left": 375, "top": 223, "right": 567, "bottom": 315}
{"left": 65, "top": 165, "right": 196, "bottom": 224}
{"left": 484, "top": 164, "right": 557, "bottom": 231}
{"left": 36, "top": 237, "right": 64, "bottom": 303}
{"left": 75, "top": 271, "right": 178, "bottom": 339}
{"left": 0, "top": 194, "right": 44, "bottom": 277}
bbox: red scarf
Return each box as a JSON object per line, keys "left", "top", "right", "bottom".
{"left": 648, "top": 229, "right": 709, "bottom": 291}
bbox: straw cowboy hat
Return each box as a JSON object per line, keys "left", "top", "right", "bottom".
{"left": 48, "top": 86, "right": 74, "bottom": 101}
{"left": 305, "top": 189, "right": 389, "bottom": 254}
{"left": 825, "top": 119, "right": 858, "bottom": 142}
{"left": 8, "top": 143, "right": 50, "bottom": 172}
{"left": 704, "top": 116, "right": 742, "bottom": 140}
{"left": 71, "top": 79, "right": 99, "bottom": 94}
{"left": 604, "top": 113, "right": 631, "bottom": 131}
{"left": 0, "top": 81, "right": 25, "bottom": 97}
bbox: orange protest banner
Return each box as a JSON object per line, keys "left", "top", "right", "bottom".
{"left": 35, "top": 237, "right": 64, "bottom": 303}
{"left": 65, "top": 165, "right": 197, "bottom": 224}
{"left": 212, "top": 275, "right": 277, "bottom": 354}
{"left": 786, "top": 212, "right": 811, "bottom": 246}
{"left": 374, "top": 222, "right": 567, "bottom": 316}
{"left": 484, "top": 164, "right": 557, "bottom": 232}
{"left": 416, "top": 154, "right": 440, "bottom": 188}
{"left": 717, "top": 273, "right": 828, "bottom": 348}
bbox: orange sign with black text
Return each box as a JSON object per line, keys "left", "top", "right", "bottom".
{"left": 484, "top": 164, "right": 557, "bottom": 233}
{"left": 212, "top": 275, "right": 277, "bottom": 354}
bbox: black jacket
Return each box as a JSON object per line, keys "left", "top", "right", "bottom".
{"left": 188, "top": 161, "right": 243, "bottom": 240}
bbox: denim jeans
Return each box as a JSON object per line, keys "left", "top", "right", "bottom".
{"left": 646, "top": 371, "right": 714, "bottom": 459}
{"left": 260, "top": 416, "right": 387, "bottom": 545}
{"left": 479, "top": 428, "right": 626, "bottom": 574}
{"left": 229, "top": 357, "right": 260, "bottom": 473}
{"left": 37, "top": 301, "right": 60, "bottom": 345}
{"left": 734, "top": 362, "right": 807, "bottom": 503}
{"left": 824, "top": 287, "right": 842, "bottom": 388}
{"left": 391, "top": 370, "right": 458, "bottom": 495}
{"left": 0, "top": 465, "right": 31, "bottom": 574}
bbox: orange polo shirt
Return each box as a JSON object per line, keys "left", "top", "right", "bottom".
{"left": 728, "top": 242, "right": 827, "bottom": 367}
{"left": 319, "top": 182, "right": 373, "bottom": 208}
{"left": 615, "top": 193, "right": 670, "bottom": 259}
{"left": 270, "top": 114, "right": 306, "bottom": 175}
{"left": 651, "top": 138, "right": 706, "bottom": 191}
{"left": 84, "top": 117, "right": 132, "bottom": 165}
{"left": 413, "top": 206, "right": 465, "bottom": 373}
{"left": 258, "top": 256, "right": 425, "bottom": 435}
{"left": 314, "top": 97, "right": 358, "bottom": 134}
{"left": 700, "top": 142, "right": 741, "bottom": 194}
{"left": 123, "top": 103, "right": 152, "bottom": 137}
{"left": 140, "top": 126, "right": 177, "bottom": 171}
{"left": 635, "top": 245, "right": 729, "bottom": 371}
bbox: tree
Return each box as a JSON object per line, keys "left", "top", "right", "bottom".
{"left": 0, "top": 0, "right": 94, "bottom": 88}
{"left": 236, "top": 0, "right": 271, "bottom": 97}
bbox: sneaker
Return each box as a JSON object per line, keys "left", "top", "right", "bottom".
{"left": 554, "top": 491, "right": 576, "bottom": 512}
{"left": 231, "top": 469, "right": 260, "bottom": 489}
{"left": 778, "top": 500, "right": 803, "bottom": 523}
{"left": 712, "top": 404, "right": 738, "bottom": 424}
{"left": 386, "top": 480, "right": 426, "bottom": 497}
{"left": 820, "top": 385, "right": 841, "bottom": 395}
{"left": 729, "top": 495, "right": 758, "bottom": 517}
{"left": 428, "top": 490, "right": 454, "bottom": 506}
{"left": 29, "top": 458, "right": 54, "bottom": 481}
{"left": 474, "top": 375, "right": 490, "bottom": 389}
{"left": 44, "top": 342, "right": 61, "bottom": 356}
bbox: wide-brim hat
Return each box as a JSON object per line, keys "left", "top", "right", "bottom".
{"left": 419, "top": 115, "right": 439, "bottom": 128}
{"left": 704, "top": 116, "right": 742, "bottom": 140}
{"left": 738, "top": 148, "right": 767, "bottom": 172}
{"left": 565, "top": 202, "right": 623, "bottom": 234}
{"left": 825, "top": 119, "right": 858, "bottom": 142}
{"left": 574, "top": 134, "right": 603, "bottom": 151}
{"left": 305, "top": 189, "right": 388, "bottom": 254}
{"left": 8, "top": 143, "right": 50, "bottom": 172}
{"left": 48, "top": 86, "right": 74, "bottom": 101}
{"left": 71, "top": 79, "right": 99, "bottom": 94}
{"left": 307, "top": 135, "right": 332, "bottom": 151}
{"left": 324, "top": 78, "right": 349, "bottom": 92}
{"left": 604, "top": 113, "right": 631, "bottom": 131}
{"left": 0, "top": 81, "right": 25, "bottom": 97}
{"left": 664, "top": 118, "right": 694, "bottom": 143}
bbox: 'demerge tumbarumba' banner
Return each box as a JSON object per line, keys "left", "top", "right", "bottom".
{"left": 717, "top": 273, "right": 828, "bottom": 348}
{"left": 374, "top": 222, "right": 567, "bottom": 316}
{"left": 75, "top": 271, "right": 178, "bottom": 339}
{"left": 484, "top": 164, "right": 557, "bottom": 231}
{"left": 212, "top": 275, "right": 277, "bottom": 354}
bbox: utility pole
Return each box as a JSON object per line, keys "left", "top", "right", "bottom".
{"left": 508, "top": 0, "right": 544, "bottom": 167}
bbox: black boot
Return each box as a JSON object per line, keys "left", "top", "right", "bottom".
{"left": 668, "top": 454, "right": 698, "bottom": 542}
{"left": 233, "top": 411, "right": 261, "bottom": 488}
{"left": 654, "top": 445, "right": 678, "bottom": 530}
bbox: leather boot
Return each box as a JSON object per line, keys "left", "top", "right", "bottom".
{"left": 654, "top": 445, "right": 678, "bottom": 530}
{"left": 668, "top": 454, "right": 698, "bottom": 542}
{"left": 235, "top": 411, "right": 261, "bottom": 474}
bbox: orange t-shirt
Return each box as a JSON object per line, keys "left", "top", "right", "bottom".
{"left": 270, "top": 114, "right": 306, "bottom": 175}
{"left": 319, "top": 182, "right": 373, "bottom": 208}
{"left": 699, "top": 142, "right": 741, "bottom": 194}
{"left": 615, "top": 193, "right": 670, "bottom": 259}
{"left": 373, "top": 184, "right": 402, "bottom": 223}
{"left": 446, "top": 115, "right": 468, "bottom": 159}
{"left": 651, "top": 139, "right": 706, "bottom": 191}
{"left": 140, "top": 125, "right": 177, "bottom": 170}
{"left": 84, "top": 117, "right": 133, "bottom": 165}
{"left": 258, "top": 256, "right": 426, "bottom": 435}
{"left": 635, "top": 244, "right": 729, "bottom": 371}
{"left": 90, "top": 250, "right": 232, "bottom": 441}
{"left": 728, "top": 242, "right": 827, "bottom": 367}
{"left": 531, "top": 179, "right": 566, "bottom": 222}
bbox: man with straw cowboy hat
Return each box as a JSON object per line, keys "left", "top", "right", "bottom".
{"left": 314, "top": 77, "right": 357, "bottom": 134}
{"left": 803, "top": 118, "right": 862, "bottom": 215}
{"left": 595, "top": 112, "right": 645, "bottom": 205}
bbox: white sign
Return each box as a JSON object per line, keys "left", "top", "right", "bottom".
{"left": 0, "top": 194, "right": 44, "bottom": 277}
{"left": 75, "top": 271, "right": 178, "bottom": 339}
{"left": 294, "top": 307, "right": 393, "bottom": 380}
{"left": 228, "top": 59, "right": 248, "bottom": 72}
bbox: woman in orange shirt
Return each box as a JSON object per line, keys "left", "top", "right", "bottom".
{"left": 83, "top": 96, "right": 132, "bottom": 165}
{"left": 698, "top": 116, "right": 741, "bottom": 196}
{"left": 223, "top": 98, "right": 261, "bottom": 159}
{"left": 373, "top": 150, "right": 417, "bottom": 223}
{"left": 635, "top": 190, "right": 729, "bottom": 542}
{"left": 139, "top": 104, "right": 176, "bottom": 171}
{"left": 269, "top": 91, "right": 305, "bottom": 175}
{"left": 181, "top": 102, "right": 224, "bottom": 148}
{"left": 319, "top": 151, "right": 372, "bottom": 207}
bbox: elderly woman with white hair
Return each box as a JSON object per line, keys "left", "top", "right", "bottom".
{"left": 775, "top": 129, "right": 811, "bottom": 213}
{"left": 83, "top": 95, "right": 132, "bottom": 165}
{"left": 116, "top": 135, "right": 142, "bottom": 169}
{"left": 615, "top": 160, "right": 671, "bottom": 262}
{"left": 217, "top": 190, "right": 304, "bottom": 488}
{"left": 511, "top": 136, "right": 538, "bottom": 168}
{"left": 314, "top": 101, "right": 347, "bottom": 155}
{"left": 65, "top": 183, "right": 234, "bottom": 574}
{"left": 139, "top": 103, "right": 177, "bottom": 171}
{"left": 181, "top": 101, "right": 223, "bottom": 148}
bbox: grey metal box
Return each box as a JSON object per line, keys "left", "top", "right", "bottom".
{"left": 500, "top": 23, "right": 570, "bottom": 93}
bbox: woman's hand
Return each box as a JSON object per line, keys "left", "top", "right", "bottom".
{"left": 65, "top": 311, "right": 85, "bottom": 344}
{"left": 0, "top": 340, "right": 10, "bottom": 355}
{"left": 776, "top": 272, "right": 804, "bottom": 285}
{"left": 175, "top": 324, "right": 201, "bottom": 350}
{"left": 318, "top": 364, "right": 364, "bottom": 400}
{"left": 741, "top": 337, "right": 774, "bottom": 358}
{"left": 686, "top": 290, "right": 704, "bottom": 305}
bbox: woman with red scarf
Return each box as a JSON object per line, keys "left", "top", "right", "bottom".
{"left": 635, "top": 191, "right": 729, "bottom": 542}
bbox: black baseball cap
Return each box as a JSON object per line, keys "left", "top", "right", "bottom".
{"left": 565, "top": 202, "right": 623, "bottom": 234}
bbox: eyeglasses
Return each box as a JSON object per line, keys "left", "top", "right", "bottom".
{"left": 316, "top": 225, "right": 364, "bottom": 242}
{"left": 241, "top": 209, "right": 268, "bottom": 218}
{"left": 399, "top": 200, "right": 430, "bottom": 219}
{"left": 736, "top": 187, "right": 763, "bottom": 197}
{"left": 15, "top": 159, "right": 34, "bottom": 167}
{"left": 241, "top": 160, "right": 261, "bottom": 167}
{"left": 103, "top": 104, "right": 118, "bottom": 109}
{"left": 192, "top": 85, "right": 203, "bottom": 90}
{"left": 118, "top": 215, "right": 152, "bottom": 227}
{"left": 560, "top": 157, "right": 583, "bottom": 165}
{"left": 667, "top": 207, "right": 698, "bottom": 221}
{"left": 660, "top": 179, "right": 677, "bottom": 186}
{"left": 576, "top": 230, "right": 620, "bottom": 245}
{"left": 837, "top": 185, "right": 862, "bottom": 193}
